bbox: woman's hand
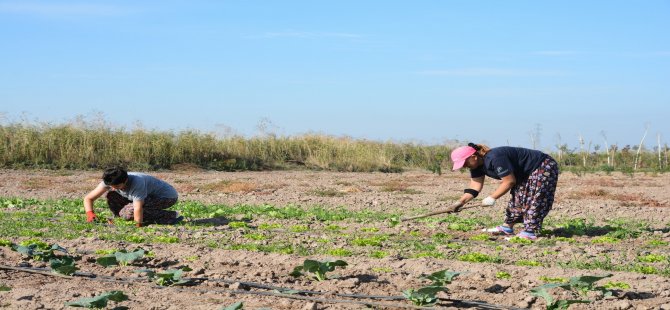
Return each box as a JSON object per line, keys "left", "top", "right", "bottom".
{"left": 482, "top": 196, "right": 496, "bottom": 206}
{"left": 445, "top": 201, "right": 464, "bottom": 213}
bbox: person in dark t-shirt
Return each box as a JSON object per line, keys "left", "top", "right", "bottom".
{"left": 447, "top": 143, "right": 559, "bottom": 240}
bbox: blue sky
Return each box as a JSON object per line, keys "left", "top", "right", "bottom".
{"left": 1, "top": 1, "right": 668, "bottom": 150}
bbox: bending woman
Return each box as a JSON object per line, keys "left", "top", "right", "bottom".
{"left": 449, "top": 143, "right": 559, "bottom": 240}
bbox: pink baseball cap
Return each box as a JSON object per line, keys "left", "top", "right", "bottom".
{"left": 451, "top": 145, "right": 476, "bottom": 170}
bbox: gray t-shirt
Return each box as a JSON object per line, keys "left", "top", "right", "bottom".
{"left": 102, "top": 172, "right": 178, "bottom": 202}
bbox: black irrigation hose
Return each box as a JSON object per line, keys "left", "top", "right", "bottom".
{"left": 0, "top": 264, "right": 525, "bottom": 310}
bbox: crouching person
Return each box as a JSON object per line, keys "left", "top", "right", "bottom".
{"left": 84, "top": 166, "right": 181, "bottom": 227}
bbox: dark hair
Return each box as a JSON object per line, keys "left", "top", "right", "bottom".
{"left": 103, "top": 167, "right": 128, "bottom": 186}
{"left": 468, "top": 143, "right": 491, "bottom": 156}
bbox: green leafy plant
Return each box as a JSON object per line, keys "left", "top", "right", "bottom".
{"left": 495, "top": 271, "right": 511, "bottom": 279}
{"left": 97, "top": 248, "right": 146, "bottom": 267}
{"left": 221, "top": 302, "right": 244, "bottom": 310}
{"left": 65, "top": 291, "right": 128, "bottom": 308}
{"left": 530, "top": 285, "right": 590, "bottom": 310}
{"left": 370, "top": 250, "right": 388, "bottom": 259}
{"left": 469, "top": 234, "right": 491, "bottom": 241}
{"left": 420, "top": 270, "right": 461, "bottom": 286}
{"left": 326, "top": 248, "right": 352, "bottom": 257}
{"left": 457, "top": 252, "right": 501, "bottom": 263}
{"left": 540, "top": 276, "right": 567, "bottom": 283}
{"left": 637, "top": 254, "right": 666, "bottom": 263}
{"left": 388, "top": 216, "right": 400, "bottom": 227}
{"left": 0, "top": 239, "right": 12, "bottom": 247}
{"left": 228, "top": 221, "right": 248, "bottom": 229}
{"left": 402, "top": 286, "right": 444, "bottom": 306}
{"left": 136, "top": 268, "right": 192, "bottom": 286}
{"left": 50, "top": 256, "right": 78, "bottom": 276}
{"left": 290, "top": 259, "right": 348, "bottom": 281}
{"left": 154, "top": 236, "right": 180, "bottom": 243}
{"left": 0, "top": 284, "right": 11, "bottom": 291}
{"left": 516, "top": 260, "right": 543, "bottom": 267}
{"left": 352, "top": 235, "right": 387, "bottom": 247}
{"left": 508, "top": 236, "right": 533, "bottom": 244}
{"left": 603, "top": 281, "right": 630, "bottom": 289}
{"left": 289, "top": 225, "right": 309, "bottom": 233}
{"left": 531, "top": 274, "right": 613, "bottom": 309}
{"left": 12, "top": 242, "right": 67, "bottom": 261}
{"left": 402, "top": 269, "right": 461, "bottom": 306}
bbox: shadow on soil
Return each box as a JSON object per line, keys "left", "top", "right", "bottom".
{"left": 187, "top": 217, "right": 232, "bottom": 226}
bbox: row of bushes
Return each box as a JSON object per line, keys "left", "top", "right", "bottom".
{"left": 0, "top": 123, "right": 667, "bottom": 173}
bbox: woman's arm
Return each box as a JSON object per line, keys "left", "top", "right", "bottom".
{"left": 84, "top": 183, "right": 107, "bottom": 213}
{"left": 459, "top": 176, "right": 485, "bottom": 204}
{"left": 490, "top": 173, "right": 516, "bottom": 199}
{"left": 133, "top": 200, "right": 144, "bottom": 227}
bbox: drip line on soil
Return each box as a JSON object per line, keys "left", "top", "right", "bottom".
{"left": 0, "top": 264, "right": 524, "bottom": 310}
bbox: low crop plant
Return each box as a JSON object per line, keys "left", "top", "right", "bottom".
{"left": 352, "top": 235, "right": 387, "bottom": 247}
{"left": 0, "top": 284, "right": 10, "bottom": 291}
{"left": 243, "top": 233, "right": 267, "bottom": 241}
{"left": 457, "top": 252, "right": 501, "bottom": 263}
{"left": 124, "top": 235, "right": 145, "bottom": 243}
{"left": 325, "top": 224, "right": 342, "bottom": 231}
{"left": 411, "top": 251, "right": 445, "bottom": 259}
{"left": 94, "top": 249, "right": 117, "bottom": 255}
{"left": 136, "top": 267, "right": 192, "bottom": 286}
{"left": 65, "top": 291, "right": 128, "bottom": 309}
{"left": 431, "top": 232, "right": 452, "bottom": 242}
{"left": 603, "top": 281, "right": 631, "bottom": 290}
{"left": 445, "top": 243, "right": 462, "bottom": 249}
{"left": 326, "top": 248, "right": 352, "bottom": 257}
{"left": 539, "top": 276, "right": 567, "bottom": 283}
{"left": 185, "top": 255, "right": 199, "bottom": 262}
{"left": 290, "top": 259, "right": 348, "bottom": 281}
{"left": 97, "top": 248, "right": 146, "bottom": 267}
{"left": 633, "top": 265, "right": 658, "bottom": 274}
{"left": 516, "top": 260, "right": 543, "bottom": 267}
{"left": 469, "top": 234, "right": 490, "bottom": 241}
{"left": 388, "top": 216, "right": 400, "bottom": 227}
{"left": 258, "top": 223, "right": 281, "bottom": 230}
{"left": 370, "top": 250, "right": 388, "bottom": 259}
{"left": 420, "top": 270, "right": 461, "bottom": 287}
{"left": 402, "top": 286, "right": 444, "bottom": 306}
{"left": 495, "top": 271, "right": 511, "bottom": 279}
{"left": 646, "top": 239, "right": 669, "bottom": 247}
{"left": 637, "top": 254, "right": 666, "bottom": 263}
{"left": 50, "top": 256, "right": 78, "bottom": 276}
{"left": 402, "top": 269, "right": 461, "bottom": 306}
{"left": 154, "top": 236, "right": 180, "bottom": 243}
{"left": 12, "top": 240, "right": 67, "bottom": 262}
{"left": 591, "top": 236, "right": 619, "bottom": 244}
{"left": 228, "top": 221, "right": 249, "bottom": 229}
{"left": 531, "top": 274, "right": 613, "bottom": 309}
{"left": 221, "top": 302, "right": 244, "bottom": 310}
{"left": 289, "top": 225, "right": 309, "bottom": 233}
{"left": 506, "top": 236, "right": 533, "bottom": 244}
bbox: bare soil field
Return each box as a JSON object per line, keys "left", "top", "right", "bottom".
{"left": 1, "top": 168, "right": 670, "bottom": 309}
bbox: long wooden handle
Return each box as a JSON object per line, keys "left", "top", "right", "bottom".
{"left": 401, "top": 204, "right": 478, "bottom": 221}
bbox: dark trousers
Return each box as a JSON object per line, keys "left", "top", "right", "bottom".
{"left": 106, "top": 191, "right": 178, "bottom": 224}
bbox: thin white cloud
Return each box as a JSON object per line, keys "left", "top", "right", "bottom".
{"left": 0, "top": 2, "right": 129, "bottom": 16}
{"left": 256, "top": 31, "right": 363, "bottom": 39}
{"left": 417, "top": 68, "right": 568, "bottom": 77}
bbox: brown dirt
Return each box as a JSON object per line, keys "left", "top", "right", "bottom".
{"left": 1, "top": 169, "right": 670, "bottom": 309}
